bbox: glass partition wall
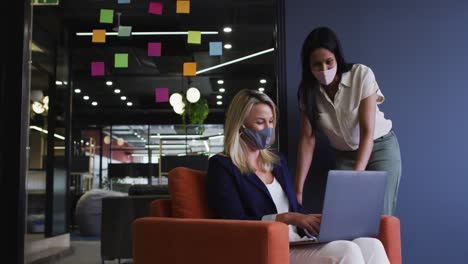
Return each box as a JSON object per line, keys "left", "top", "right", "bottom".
{"left": 73, "top": 124, "right": 223, "bottom": 193}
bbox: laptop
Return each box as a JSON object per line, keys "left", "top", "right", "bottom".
{"left": 290, "top": 170, "right": 387, "bottom": 246}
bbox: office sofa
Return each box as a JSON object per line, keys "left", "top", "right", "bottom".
{"left": 133, "top": 167, "right": 402, "bottom": 264}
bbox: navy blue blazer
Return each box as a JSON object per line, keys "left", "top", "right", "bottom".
{"left": 206, "top": 152, "right": 306, "bottom": 221}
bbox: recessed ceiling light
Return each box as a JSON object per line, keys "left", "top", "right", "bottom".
{"left": 223, "top": 27, "right": 232, "bottom": 33}
{"left": 258, "top": 87, "right": 265, "bottom": 92}
{"left": 55, "top": 81, "right": 63, "bottom": 85}
{"left": 63, "top": 81, "right": 68, "bottom": 85}
{"left": 219, "top": 88, "right": 225, "bottom": 93}
{"left": 216, "top": 95, "right": 222, "bottom": 99}
{"left": 114, "top": 89, "right": 121, "bottom": 94}
{"left": 74, "top": 89, "right": 81, "bottom": 94}
{"left": 83, "top": 95, "right": 90, "bottom": 100}
{"left": 217, "top": 101, "right": 222, "bottom": 105}
{"left": 260, "top": 79, "right": 267, "bottom": 84}
{"left": 106, "top": 81, "right": 113, "bottom": 86}
{"left": 217, "top": 80, "right": 224, "bottom": 84}
{"left": 224, "top": 43, "right": 232, "bottom": 49}
{"left": 91, "top": 101, "right": 98, "bottom": 106}
{"left": 127, "top": 102, "right": 133, "bottom": 106}
{"left": 120, "top": 96, "right": 127, "bottom": 101}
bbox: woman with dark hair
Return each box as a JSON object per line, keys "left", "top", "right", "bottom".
{"left": 294, "top": 27, "right": 402, "bottom": 216}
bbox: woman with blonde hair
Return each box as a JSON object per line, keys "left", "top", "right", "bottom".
{"left": 206, "top": 89, "right": 390, "bottom": 263}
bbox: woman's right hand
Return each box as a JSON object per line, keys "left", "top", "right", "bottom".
{"left": 277, "top": 212, "right": 321, "bottom": 235}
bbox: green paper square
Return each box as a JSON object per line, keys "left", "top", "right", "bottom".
{"left": 187, "top": 31, "right": 201, "bottom": 44}
{"left": 100, "top": 9, "right": 114, "bottom": 24}
{"left": 118, "top": 26, "right": 132, "bottom": 37}
{"left": 115, "top": 53, "right": 128, "bottom": 68}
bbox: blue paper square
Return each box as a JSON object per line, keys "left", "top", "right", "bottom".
{"left": 209, "top": 42, "right": 223, "bottom": 56}
{"left": 118, "top": 0, "right": 131, "bottom": 4}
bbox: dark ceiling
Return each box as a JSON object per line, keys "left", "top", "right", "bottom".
{"left": 31, "top": 0, "right": 278, "bottom": 126}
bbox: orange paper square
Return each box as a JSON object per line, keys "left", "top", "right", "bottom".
{"left": 183, "top": 62, "right": 197, "bottom": 76}
{"left": 176, "top": 1, "right": 190, "bottom": 14}
{"left": 92, "top": 29, "right": 106, "bottom": 43}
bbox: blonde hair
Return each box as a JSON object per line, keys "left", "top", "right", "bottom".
{"left": 223, "top": 89, "right": 279, "bottom": 175}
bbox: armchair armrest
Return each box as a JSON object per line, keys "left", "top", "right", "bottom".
{"left": 378, "top": 216, "right": 402, "bottom": 264}
{"left": 133, "top": 217, "right": 289, "bottom": 264}
{"left": 149, "top": 199, "right": 172, "bottom": 217}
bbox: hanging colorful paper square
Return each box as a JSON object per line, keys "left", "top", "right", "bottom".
{"left": 118, "top": 0, "right": 131, "bottom": 4}
{"left": 149, "top": 2, "right": 163, "bottom": 15}
{"left": 118, "top": 26, "right": 132, "bottom": 37}
{"left": 155, "top": 88, "right": 169, "bottom": 103}
{"left": 91, "top": 62, "right": 105, "bottom": 76}
{"left": 187, "top": 31, "right": 201, "bottom": 44}
{"left": 183, "top": 62, "right": 197, "bottom": 76}
{"left": 209, "top": 42, "right": 223, "bottom": 56}
{"left": 115, "top": 53, "right": 129, "bottom": 68}
{"left": 92, "top": 29, "right": 106, "bottom": 43}
{"left": 148, "top": 42, "right": 161, "bottom": 57}
{"left": 176, "top": 1, "right": 190, "bottom": 14}
{"left": 100, "top": 9, "right": 114, "bottom": 24}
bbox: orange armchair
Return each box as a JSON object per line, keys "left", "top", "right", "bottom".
{"left": 133, "top": 167, "right": 402, "bottom": 264}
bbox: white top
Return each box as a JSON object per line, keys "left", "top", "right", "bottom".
{"left": 263, "top": 177, "right": 302, "bottom": 241}
{"left": 310, "top": 64, "right": 392, "bottom": 151}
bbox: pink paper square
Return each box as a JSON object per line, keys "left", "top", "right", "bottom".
{"left": 91, "top": 62, "right": 105, "bottom": 76}
{"left": 155, "top": 88, "right": 169, "bottom": 102}
{"left": 148, "top": 42, "right": 161, "bottom": 57}
{"left": 149, "top": 2, "right": 163, "bottom": 15}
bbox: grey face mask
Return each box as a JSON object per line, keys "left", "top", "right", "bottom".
{"left": 242, "top": 126, "right": 272, "bottom": 149}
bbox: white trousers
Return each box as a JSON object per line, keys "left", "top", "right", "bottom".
{"left": 290, "top": 238, "right": 390, "bottom": 264}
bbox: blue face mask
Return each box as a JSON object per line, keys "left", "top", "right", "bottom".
{"left": 242, "top": 126, "right": 273, "bottom": 149}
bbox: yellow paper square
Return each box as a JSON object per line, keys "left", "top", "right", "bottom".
{"left": 176, "top": 1, "right": 190, "bottom": 14}
{"left": 187, "top": 31, "right": 201, "bottom": 44}
{"left": 92, "top": 29, "right": 106, "bottom": 43}
{"left": 183, "top": 62, "right": 197, "bottom": 76}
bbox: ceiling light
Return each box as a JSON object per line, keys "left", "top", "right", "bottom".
{"left": 74, "top": 89, "right": 81, "bottom": 94}
{"left": 127, "top": 102, "right": 133, "bottom": 106}
{"left": 217, "top": 101, "right": 222, "bottom": 105}
{"left": 216, "top": 95, "right": 222, "bottom": 99}
{"left": 224, "top": 43, "right": 232, "bottom": 49}
{"left": 120, "top": 96, "right": 127, "bottom": 101}
{"left": 186, "top": 87, "right": 201, "bottom": 103}
{"left": 197, "top": 48, "right": 274, "bottom": 75}
{"left": 223, "top": 27, "right": 232, "bottom": 33}
{"left": 106, "top": 81, "right": 113, "bottom": 86}
{"left": 217, "top": 80, "right": 224, "bottom": 84}
{"left": 169, "top": 93, "right": 183, "bottom": 107}
{"left": 55, "top": 81, "right": 63, "bottom": 85}
{"left": 30, "top": 126, "right": 65, "bottom": 140}
{"left": 83, "top": 95, "right": 90, "bottom": 100}
{"left": 76, "top": 31, "right": 219, "bottom": 36}
{"left": 42, "top": 96, "right": 49, "bottom": 105}
{"left": 32, "top": 102, "right": 45, "bottom": 114}
{"left": 219, "top": 88, "right": 225, "bottom": 93}
{"left": 258, "top": 87, "right": 265, "bottom": 92}
{"left": 91, "top": 101, "right": 98, "bottom": 106}
{"left": 114, "top": 89, "right": 121, "bottom": 94}
{"left": 173, "top": 103, "right": 185, "bottom": 115}
{"left": 63, "top": 81, "right": 68, "bottom": 85}
{"left": 260, "top": 79, "right": 267, "bottom": 84}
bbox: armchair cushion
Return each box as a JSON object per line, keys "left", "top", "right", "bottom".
{"left": 133, "top": 217, "right": 289, "bottom": 264}
{"left": 168, "top": 167, "right": 214, "bottom": 218}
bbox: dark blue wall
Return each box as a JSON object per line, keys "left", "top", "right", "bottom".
{"left": 284, "top": 1, "right": 468, "bottom": 263}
